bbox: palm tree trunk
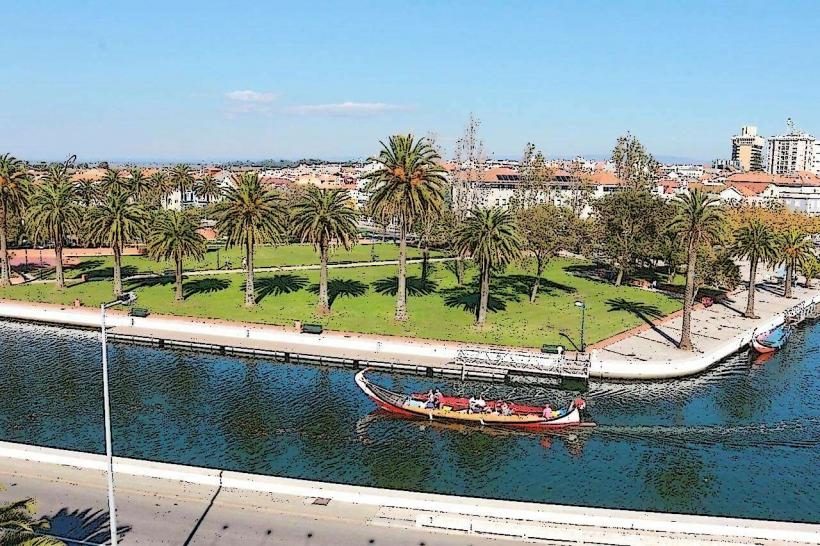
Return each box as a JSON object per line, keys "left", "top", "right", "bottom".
{"left": 0, "top": 201, "right": 10, "bottom": 287}
{"left": 745, "top": 256, "right": 758, "bottom": 318}
{"left": 615, "top": 265, "right": 624, "bottom": 286}
{"left": 175, "top": 254, "right": 183, "bottom": 301}
{"left": 477, "top": 263, "right": 490, "bottom": 325}
{"left": 54, "top": 231, "right": 65, "bottom": 290}
{"left": 530, "top": 256, "right": 543, "bottom": 303}
{"left": 318, "top": 242, "right": 329, "bottom": 313}
{"left": 113, "top": 244, "right": 123, "bottom": 296}
{"left": 395, "top": 222, "right": 408, "bottom": 321}
{"left": 421, "top": 247, "right": 430, "bottom": 281}
{"left": 245, "top": 238, "right": 255, "bottom": 306}
{"left": 455, "top": 259, "right": 464, "bottom": 284}
{"left": 679, "top": 238, "right": 697, "bottom": 350}
{"left": 784, "top": 262, "right": 793, "bottom": 298}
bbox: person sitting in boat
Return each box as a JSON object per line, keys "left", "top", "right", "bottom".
{"left": 476, "top": 396, "right": 487, "bottom": 413}
{"left": 433, "top": 389, "right": 443, "bottom": 409}
{"left": 500, "top": 401, "right": 512, "bottom": 416}
{"left": 542, "top": 405, "right": 553, "bottom": 419}
{"left": 468, "top": 396, "right": 486, "bottom": 414}
{"left": 425, "top": 389, "right": 435, "bottom": 409}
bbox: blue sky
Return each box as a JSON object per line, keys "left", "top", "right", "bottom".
{"left": 2, "top": 1, "right": 818, "bottom": 163}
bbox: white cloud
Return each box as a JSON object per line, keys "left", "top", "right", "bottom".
{"left": 225, "top": 90, "right": 279, "bottom": 103}
{"left": 287, "top": 101, "right": 407, "bottom": 116}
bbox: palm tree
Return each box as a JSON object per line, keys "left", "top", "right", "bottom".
{"left": 0, "top": 154, "right": 29, "bottom": 286}
{"left": 776, "top": 228, "right": 812, "bottom": 298}
{"left": 169, "top": 164, "right": 194, "bottom": 204}
{"left": 26, "top": 168, "right": 82, "bottom": 289}
{"left": 365, "top": 134, "right": 446, "bottom": 321}
{"left": 733, "top": 220, "right": 778, "bottom": 318}
{"left": 128, "top": 168, "right": 151, "bottom": 201}
{"left": 147, "top": 210, "right": 206, "bottom": 301}
{"left": 454, "top": 207, "right": 523, "bottom": 325}
{"left": 87, "top": 189, "right": 147, "bottom": 296}
{"left": 0, "top": 494, "right": 64, "bottom": 545}
{"left": 291, "top": 186, "right": 358, "bottom": 313}
{"left": 74, "top": 178, "right": 99, "bottom": 207}
{"left": 194, "top": 174, "right": 222, "bottom": 205}
{"left": 668, "top": 189, "right": 724, "bottom": 350}
{"left": 214, "top": 172, "right": 286, "bottom": 306}
{"left": 801, "top": 255, "right": 819, "bottom": 289}
{"left": 101, "top": 168, "right": 132, "bottom": 195}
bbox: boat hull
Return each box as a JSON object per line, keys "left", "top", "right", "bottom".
{"left": 355, "top": 369, "right": 592, "bottom": 430}
{"left": 751, "top": 324, "right": 791, "bottom": 354}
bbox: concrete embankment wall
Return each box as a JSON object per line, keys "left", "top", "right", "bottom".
{"left": 0, "top": 300, "right": 458, "bottom": 361}
{"left": 1, "top": 440, "right": 818, "bottom": 545}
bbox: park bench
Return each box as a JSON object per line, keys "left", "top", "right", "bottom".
{"left": 301, "top": 323, "right": 323, "bottom": 335}
{"left": 540, "top": 344, "right": 564, "bottom": 355}
{"left": 129, "top": 307, "right": 150, "bottom": 318}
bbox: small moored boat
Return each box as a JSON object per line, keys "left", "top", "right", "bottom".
{"left": 354, "top": 369, "right": 594, "bottom": 430}
{"left": 751, "top": 324, "right": 791, "bottom": 354}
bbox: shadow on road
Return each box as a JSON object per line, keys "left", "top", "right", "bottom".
{"left": 48, "top": 507, "right": 130, "bottom": 545}
{"left": 182, "top": 471, "right": 224, "bottom": 546}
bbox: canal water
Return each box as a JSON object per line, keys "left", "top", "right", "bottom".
{"left": 0, "top": 320, "right": 818, "bottom": 523}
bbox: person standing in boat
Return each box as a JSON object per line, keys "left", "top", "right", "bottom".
{"left": 433, "top": 389, "right": 443, "bottom": 409}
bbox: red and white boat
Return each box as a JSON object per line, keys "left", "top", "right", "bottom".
{"left": 355, "top": 369, "right": 594, "bottom": 430}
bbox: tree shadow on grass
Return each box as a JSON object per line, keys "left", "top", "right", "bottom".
{"left": 441, "top": 287, "right": 507, "bottom": 316}
{"left": 252, "top": 274, "right": 308, "bottom": 303}
{"left": 606, "top": 298, "right": 679, "bottom": 347}
{"left": 564, "top": 263, "right": 614, "bottom": 283}
{"left": 48, "top": 507, "right": 131, "bottom": 545}
{"left": 372, "top": 276, "right": 438, "bottom": 297}
{"left": 308, "top": 278, "right": 368, "bottom": 308}
{"left": 82, "top": 265, "right": 140, "bottom": 280}
{"left": 125, "top": 274, "right": 175, "bottom": 291}
{"left": 183, "top": 277, "right": 230, "bottom": 299}
{"left": 501, "top": 274, "right": 576, "bottom": 297}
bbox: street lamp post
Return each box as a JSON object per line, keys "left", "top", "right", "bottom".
{"left": 100, "top": 291, "right": 136, "bottom": 546}
{"left": 574, "top": 300, "right": 586, "bottom": 353}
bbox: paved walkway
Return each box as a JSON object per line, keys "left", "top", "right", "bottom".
{"left": 18, "top": 256, "right": 457, "bottom": 285}
{"left": 588, "top": 279, "right": 820, "bottom": 378}
{"left": 2, "top": 442, "right": 818, "bottom": 545}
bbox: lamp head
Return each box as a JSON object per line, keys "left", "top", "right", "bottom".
{"left": 574, "top": 301, "right": 585, "bottom": 308}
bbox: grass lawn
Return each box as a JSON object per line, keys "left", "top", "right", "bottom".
{"left": 0, "top": 258, "right": 681, "bottom": 348}
{"left": 24, "top": 242, "right": 434, "bottom": 280}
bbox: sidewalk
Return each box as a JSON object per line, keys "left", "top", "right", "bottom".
{"left": 2, "top": 441, "right": 818, "bottom": 545}
{"left": 588, "top": 281, "right": 820, "bottom": 379}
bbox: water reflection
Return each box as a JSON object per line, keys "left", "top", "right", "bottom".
{"left": 0, "top": 319, "right": 818, "bottom": 523}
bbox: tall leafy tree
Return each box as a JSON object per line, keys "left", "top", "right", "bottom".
{"left": 593, "top": 189, "right": 665, "bottom": 285}
{"left": 87, "top": 189, "right": 147, "bottom": 296}
{"left": 454, "top": 207, "right": 523, "bottom": 325}
{"left": 147, "top": 210, "right": 206, "bottom": 301}
{"left": 611, "top": 133, "right": 661, "bottom": 190}
{"left": 0, "top": 154, "right": 29, "bottom": 286}
{"left": 732, "top": 220, "right": 778, "bottom": 318}
{"left": 0, "top": 491, "right": 64, "bottom": 545}
{"left": 514, "top": 143, "right": 553, "bottom": 209}
{"left": 26, "top": 167, "right": 82, "bottom": 289}
{"left": 74, "top": 178, "right": 99, "bottom": 207}
{"left": 147, "top": 170, "right": 173, "bottom": 208}
{"left": 668, "top": 189, "right": 725, "bottom": 350}
{"left": 214, "top": 172, "right": 286, "bottom": 306}
{"left": 365, "top": 134, "right": 446, "bottom": 321}
{"left": 776, "top": 228, "right": 812, "bottom": 298}
{"left": 290, "top": 186, "right": 358, "bottom": 313}
{"left": 516, "top": 203, "right": 565, "bottom": 302}
{"left": 801, "top": 255, "right": 819, "bottom": 289}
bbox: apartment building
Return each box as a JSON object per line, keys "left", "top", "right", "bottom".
{"left": 731, "top": 125, "right": 766, "bottom": 172}
{"left": 767, "top": 130, "right": 816, "bottom": 175}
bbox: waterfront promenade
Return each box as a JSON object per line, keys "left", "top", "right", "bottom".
{"left": 0, "top": 278, "right": 816, "bottom": 380}
{"left": 1, "top": 441, "right": 818, "bottom": 545}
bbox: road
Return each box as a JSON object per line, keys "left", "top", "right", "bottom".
{"left": 0, "top": 458, "right": 521, "bottom": 546}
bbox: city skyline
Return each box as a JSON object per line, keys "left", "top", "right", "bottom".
{"left": 2, "top": 0, "right": 819, "bottom": 162}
